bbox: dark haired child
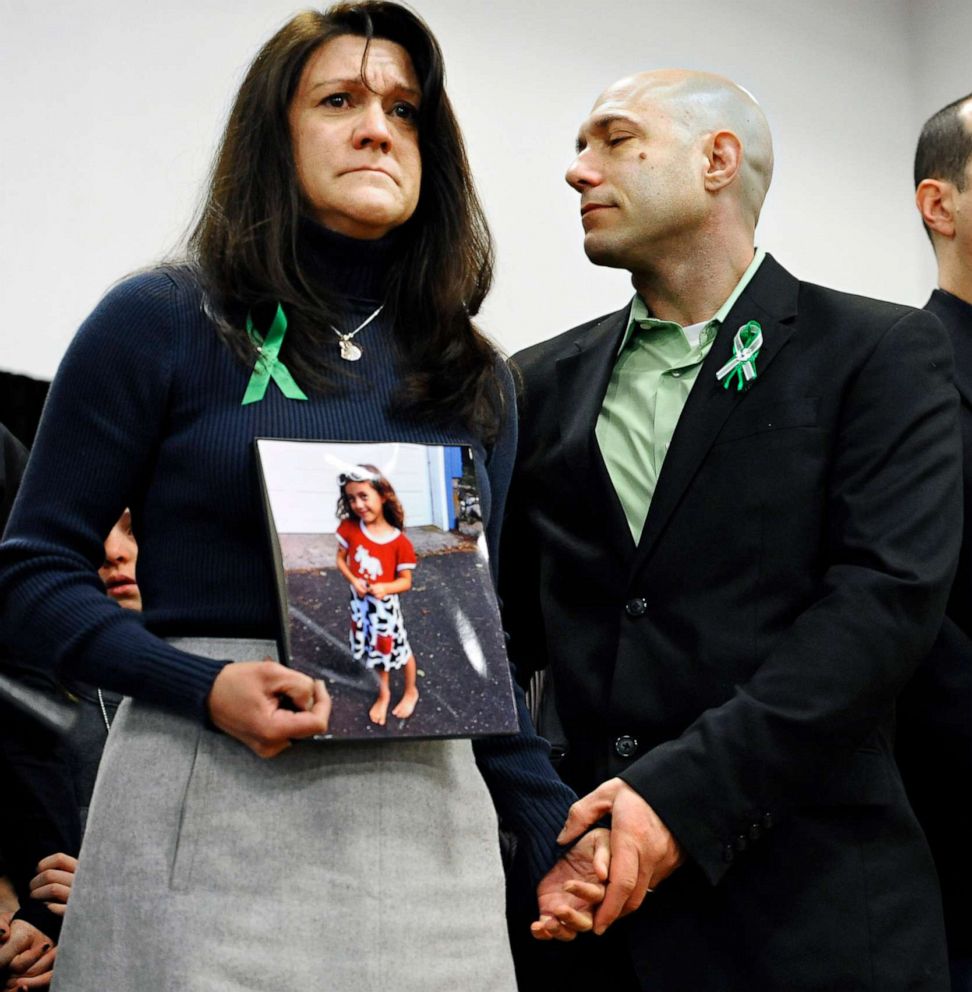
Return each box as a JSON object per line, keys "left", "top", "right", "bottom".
{"left": 335, "top": 465, "right": 419, "bottom": 725}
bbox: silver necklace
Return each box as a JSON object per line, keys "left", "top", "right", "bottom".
{"left": 330, "top": 305, "right": 383, "bottom": 361}
{"left": 97, "top": 688, "right": 112, "bottom": 733}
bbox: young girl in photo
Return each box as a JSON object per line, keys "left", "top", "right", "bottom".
{"left": 335, "top": 465, "right": 419, "bottom": 725}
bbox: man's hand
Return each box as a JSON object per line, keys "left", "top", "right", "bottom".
{"left": 0, "top": 920, "right": 55, "bottom": 989}
{"left": 558, "top": 778, "right": 683, "bottom": 934}
{"left": 207, "top": 661, "right": 331, "bottom": 758}
{"left": 29, "top": 855, "right": 78, "bottom": 917}
{"left": 533, "top": 827, "right": 610, "bottom": 941}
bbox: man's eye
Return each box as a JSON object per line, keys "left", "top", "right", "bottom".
{"left": 391, "top": 101, "right": 419, "bottom": 122}
{"left": 608, "top": 135, "right": 630, "bottom": 147}
{"left": 322, "top": 93, "right": 350, "bottom": 108}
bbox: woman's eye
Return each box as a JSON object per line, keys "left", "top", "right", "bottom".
{"left": 391, "top": 101, "right": 419, "bottom": 122}
{"left": 322, "top": 93, "right": 350, "bottom": 108}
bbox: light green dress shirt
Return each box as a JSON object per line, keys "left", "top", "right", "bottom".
{"left": 596, "top": 248, "right": 766, "bottom": 541}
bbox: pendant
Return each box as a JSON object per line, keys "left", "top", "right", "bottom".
{"left": 339, "top": 338, "right": 362, "bottom": 361}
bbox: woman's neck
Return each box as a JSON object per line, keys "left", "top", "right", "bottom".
{"left": 298, "top": 217, "right": 401, "bottom": 304}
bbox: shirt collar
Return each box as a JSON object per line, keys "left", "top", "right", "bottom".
{"left": 621, "top": 247, "right": 767, "bottom": 352}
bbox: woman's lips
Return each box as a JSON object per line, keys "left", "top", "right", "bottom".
{"left": 105, "top": 576, "right": 138, "bottom": 598}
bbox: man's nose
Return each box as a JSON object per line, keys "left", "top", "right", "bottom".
{"left": 353, "top": 100, "right": 392, "bottom": 152}
{"left": 565, "top": 150, "right": 601, "bottom": 191}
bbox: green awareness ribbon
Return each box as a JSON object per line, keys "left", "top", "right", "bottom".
{"left": 241, "top": 304, "right": 308, "bottom": 405}
{"left": 715, "top": 320, "right": 763, "bottom": 392}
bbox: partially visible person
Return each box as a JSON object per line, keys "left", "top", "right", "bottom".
{"left": 902, "top": 91, "right": 972, "bottom": 992}
{"left": 1, "top": 423, "right": 63, "bottom": 992}
{"left": 0, "top": 510, "right": 141, "bottom": 990}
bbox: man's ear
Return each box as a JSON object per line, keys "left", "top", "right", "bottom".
{"left": 703, "top": 130, "right": 742, "bottom": 192}
{"left": 915, "top": 178, "right": 956, "bottom": 239}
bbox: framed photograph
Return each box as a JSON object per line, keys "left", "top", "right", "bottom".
{"left": 254, "top": 438, "right": 518, "bottom": 741}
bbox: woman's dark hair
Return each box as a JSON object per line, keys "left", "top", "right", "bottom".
{"left": 336, "top": 464, "right": 405, "bottom": 529}
{"left": 188, "top": 2, "right": 503, "bottom": 440}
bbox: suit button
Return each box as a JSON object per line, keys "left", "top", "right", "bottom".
{"left": 722, "top": 844, "right": 735, "bottom": 864}
{"left": 762, "top": 812, "right": 774, "bottom": 830}
{"left": 734, "top": 834, "right": 748, "bottom": 852}
{"left": 614, "top": 735, "right": 638, "bottom": 758}
{"left": 748, "top": 822, "right": 762, "bottom": 841}
{"left": 625, "top": 598, "right": 647, "bottom": 618}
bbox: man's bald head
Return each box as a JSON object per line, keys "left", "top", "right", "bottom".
{"left": 915, "top": 93, "right": 972, "bottom": 247}
{"left": 595, "top": 69, "right": 774, "bottom": 225}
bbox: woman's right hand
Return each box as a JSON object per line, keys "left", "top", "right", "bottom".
{"left": 206, "top": 661, "right": 331, "bottom": 758}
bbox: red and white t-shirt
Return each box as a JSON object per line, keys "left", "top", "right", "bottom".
{"left": 336, "top": 519, "right": 417, "bottom": 585}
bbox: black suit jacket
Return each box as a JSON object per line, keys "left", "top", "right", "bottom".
{"left": 502, "top": 256, "right": 961, "bottom": 991}
{"left": 896, "top": 289, "right": 972, "bottom": 962}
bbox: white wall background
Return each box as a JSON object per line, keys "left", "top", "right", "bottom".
{"left": 257, "top": 439, "right": 447, "bottom": 533}
{"left": 1, "top": 0, "right": 968, "bottom": 379}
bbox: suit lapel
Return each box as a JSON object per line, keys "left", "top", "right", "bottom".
{"left": 555, "top": 306, "right": 635, "bottom": 555}
{"left": 633, "top": 254, "right": 800, "bottom": 568}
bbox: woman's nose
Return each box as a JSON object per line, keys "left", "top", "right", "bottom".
{"left": 353, "top": 100, "right": 392, "bottom": 152}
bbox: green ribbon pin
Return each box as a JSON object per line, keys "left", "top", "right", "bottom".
{"left": 241, "top": 304, "right": 308, "bottom": 405}
{"left": 715, "top": 320, "right": 763, "bottom": 392}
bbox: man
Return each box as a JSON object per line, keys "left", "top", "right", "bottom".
{"left": 502, "top": 70, "right": 961, "bottom": 990}
{"left": 901, "top": 92, "right": 972, "bottom": 992}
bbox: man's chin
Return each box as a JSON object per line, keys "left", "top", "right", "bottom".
{"left": 582, "top": 233, "right": 628, "bottom": 269}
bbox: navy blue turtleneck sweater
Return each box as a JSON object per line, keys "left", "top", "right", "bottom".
{"left": 0, "top": 223, "right": 575, "bottom": 883}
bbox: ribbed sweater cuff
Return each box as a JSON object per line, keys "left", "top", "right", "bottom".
{"left": 86, "top": 625, "right": 228, "bottom": 721}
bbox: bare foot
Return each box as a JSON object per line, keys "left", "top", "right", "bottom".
{"left": 369, "top": 693, "right": 390, "bottom": 726}
{"left": 391, "top": 687, "right": 419, "bottom": 720}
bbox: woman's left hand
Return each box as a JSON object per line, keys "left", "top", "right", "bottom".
{"left": 532, "top": 827, "right": 610, "bottom": 941}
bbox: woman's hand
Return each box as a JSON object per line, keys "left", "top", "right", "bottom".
{"left": 28, "top": 855, "right": 78, "bottom": 917}
{"left": 0, "top": 920, "right": 55, "bottom": 990}
{"left": 207, "top": 661, "right": 331, "bottom": 758}
{"left": 532, "top": 827, "right": 611, "bottom": 941}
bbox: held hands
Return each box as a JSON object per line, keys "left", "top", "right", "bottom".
{"left": 207, "top": 660, "right": 331, "bottom": 758}
{"left": 0, "top": 918, "right": 56, "bottom": 990}
{"left": 533, "top": 827, "right": 610, "bottom": 941}
{"left": 29, "top": 855, "right": 78, "bottom": 918}
{"left": 556, "top": 778, "right": 683, "bottom": 936}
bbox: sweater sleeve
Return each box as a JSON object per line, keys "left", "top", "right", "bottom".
{"left": 0, "top": 272, "right": 227, "bottom": 719}
{"left": 472, "top": 359, "right": 576, "bottom": 888}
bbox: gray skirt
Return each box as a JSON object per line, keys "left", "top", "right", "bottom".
{"left": 52, "top": 638, "right": 516, "bottom": 992}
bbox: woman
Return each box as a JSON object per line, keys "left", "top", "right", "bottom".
{"left": 0, "top": 4, "right": 579, "bottom": 988}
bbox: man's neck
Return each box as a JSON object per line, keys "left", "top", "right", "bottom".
{"left": 630, "top": 232, "right": 756, "bottom": 326}
{"left": 937, "top": 254, "right": 972, "bottom": 307}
